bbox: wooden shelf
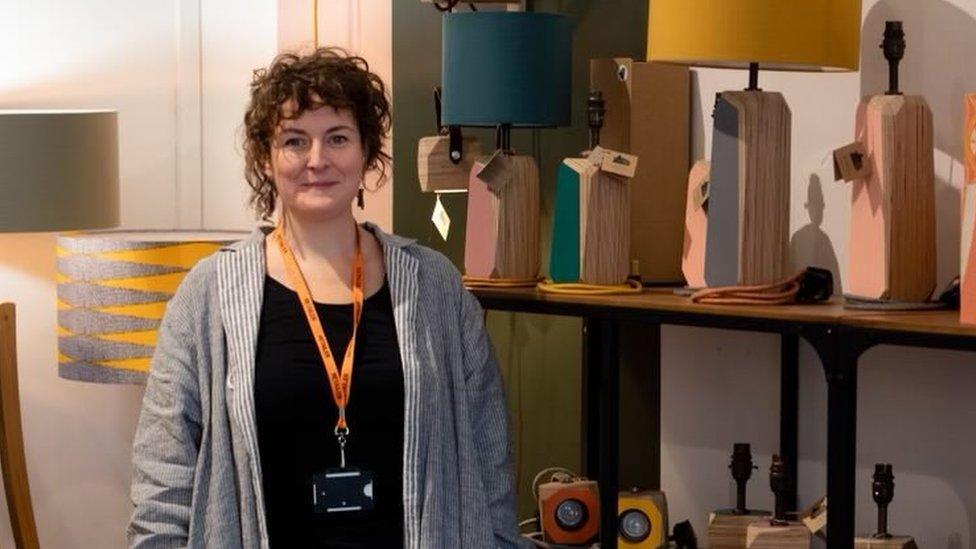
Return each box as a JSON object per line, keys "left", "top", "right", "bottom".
{"left": 472, "top": 286, "right": 847, "bottom": 324}
{"left": 470, "top": 285, "right": 976, "bottom": 549}
{"left": 842, "top": 309, "right": 976, "bottom": 338}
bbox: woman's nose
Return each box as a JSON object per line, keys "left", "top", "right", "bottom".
{"left": 305, "top": 139, "right": 331, "bottom": 169}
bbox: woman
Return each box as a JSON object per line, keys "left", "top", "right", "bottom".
{"left": 128, "top": 48, "right": 523, "bottom": 548}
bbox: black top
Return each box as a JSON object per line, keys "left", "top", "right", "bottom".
{"left": 255, "top": 275, "right": 405, "bottom": 548}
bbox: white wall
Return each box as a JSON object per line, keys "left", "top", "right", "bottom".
{"left": 663, "top": 0, "right": 976, "bottom": 546}
{"left": 0, "top": 1, "right": 277, "bottom": 546}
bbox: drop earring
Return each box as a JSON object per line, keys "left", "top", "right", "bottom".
{"left": 357, "top": 184, "right": 365, "bottom": 210}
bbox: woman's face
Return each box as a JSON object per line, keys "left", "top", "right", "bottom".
{"left": 266, "top": 101, "right": 366, "bottom": 222}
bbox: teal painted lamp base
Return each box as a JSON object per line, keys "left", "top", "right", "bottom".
{"left": 550, "top": 158, "right": 630, "bottom": 285}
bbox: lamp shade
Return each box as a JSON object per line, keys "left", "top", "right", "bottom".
{"left": 646, "top": 0, "right": 862, "bottom": 72}
{"left": 0, "top": 110, "right": 119, "bottom": 232}
{"left": 441, "top": 12, "right": 572, "bottom": 127}
{"left": 56, "top": 230, "right": 247, "bottom": 383}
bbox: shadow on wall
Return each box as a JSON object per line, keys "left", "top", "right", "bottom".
{"left": 861, "top": 0, "right": 976, "bottom": 289}
{"left": 789, "top": 174, "right": 842, "bottom": 294}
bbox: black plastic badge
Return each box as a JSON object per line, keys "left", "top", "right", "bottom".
{"left": 312, "top": 468, "right": 375, "bottom": 514}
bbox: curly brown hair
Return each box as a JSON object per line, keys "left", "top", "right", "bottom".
{"left": 243, "top": 47, "right": 392, "bottom": 221}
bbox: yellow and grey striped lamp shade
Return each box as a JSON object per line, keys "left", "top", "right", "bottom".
{"left": 56, "top": 230, "right": 247, "bottom": 383}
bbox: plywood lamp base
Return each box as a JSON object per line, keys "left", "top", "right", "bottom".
{"left": 706, "top": 90, "right": 791, "bottom": 287}
{"left": 550, "top": 158, "right": 630, "bottom": 285}
{"left": 745, "top": 520, "right": 811, "bottom": 549}
{"left": 848, "top": 94, "right": 936, "bottom": 302}
{"left": 682, "top": 160, "right": 710, "bottom": 288}
{"left": 417, "top": 135, "right": 481, "bottom": 193}
{"left": 464, "top": 155, "right": 541, "bottom": 280}
{"left": 854, "top": 535, "right": 918, "bottom": 548}
{"left": 708, "top": 509, "right": 771, "bottom": 549}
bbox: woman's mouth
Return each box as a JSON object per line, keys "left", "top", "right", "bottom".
{"left": 301, "top": 180, "right": 340, "bottom": 188}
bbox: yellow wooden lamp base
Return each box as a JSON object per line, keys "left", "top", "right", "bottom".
{"left": 745, "top": 520, "right": 811, "bottom": 549}
{"left": 1, "top": 303, "right": 40, "bottom": 549}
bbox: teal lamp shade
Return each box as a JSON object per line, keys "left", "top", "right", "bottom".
{"left": 441, "top": 12, "right": 572, "bottom": 127}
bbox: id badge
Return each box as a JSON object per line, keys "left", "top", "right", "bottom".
{"left": 312, "top": 467, "right": 375, "bottom": 514}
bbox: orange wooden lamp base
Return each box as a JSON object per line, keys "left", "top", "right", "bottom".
{"left": 848, "top": 95, "right": 936, "bottom": 302}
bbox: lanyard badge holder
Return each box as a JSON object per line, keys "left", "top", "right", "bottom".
{"left": 273, "top": 223, "right": 376, "bottom": 514}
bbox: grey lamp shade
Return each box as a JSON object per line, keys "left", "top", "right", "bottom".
{"left": 441, "top": 12, "right": 572, "bottom": 128}
{"left": 0, "top": 110, "right": 119, "bottom": 233}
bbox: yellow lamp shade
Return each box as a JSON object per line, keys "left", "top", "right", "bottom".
{"left": 647, "top": 0, "right": 861, "bottom": 72}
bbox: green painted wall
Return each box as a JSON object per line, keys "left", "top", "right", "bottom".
{"left": 392, "top": 0, "right": 649, "bottom": 522}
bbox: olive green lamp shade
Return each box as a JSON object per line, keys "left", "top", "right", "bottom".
{"left": 441, "top": 12, "right": 572, "bottom": 127}
{"left": 0, "top": 110, "right": 120, "bottom": 233}
{"left": 646, "top": 0, "right": 862, "bottom": 71}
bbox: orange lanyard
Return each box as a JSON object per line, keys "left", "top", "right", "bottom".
{"left": 271, "top": 223, "right": 363, "bottom": 440}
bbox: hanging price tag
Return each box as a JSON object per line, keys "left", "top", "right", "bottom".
{"left": 431, "top": 195, "right": 451, "bottom": 241}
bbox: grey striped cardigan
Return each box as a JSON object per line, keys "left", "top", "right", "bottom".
{"left": 127, "top": 223, "right": 526, "bottom": 548}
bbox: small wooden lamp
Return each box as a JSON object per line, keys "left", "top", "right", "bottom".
{"left": 441, "top": 11, "right": 571, "bottom": 282}
{"left": 854, "top": 464, "right": 917, "bottom": 549}
{"left": 845, "top": 22, "right": 937, "bottom": 305}
{"left": 708, "top": 443, "right": 771, "bottom": 549}
{"left": 745, "top": 455, "right": 810, "bottom": 548}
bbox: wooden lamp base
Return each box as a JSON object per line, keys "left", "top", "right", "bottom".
{"left": 550, "top": 158, "right": 630, "bottom": 285}
{"left": 706, "top": 90, "right": 791, "bottom": 287}
{"left": 464, "top": 155, "right": 540, "bottom": 280}
{"left": 708, "top": 509, "right": 771, "bottom": 549}
{"left": 1, "top": 303, "right": 41, "bottom": 549}
{"left": 681, "top": 160, "right": 710, "bottom": 288}
{"left": 416, "top": 134, "right": 481, "bottom": 193}
{"left": 848, "top": 94, "right": 936, "bottom": 302}
{"left": 854, "top": 535, "right": 918, "bottom": 548}
{"left": 745, "top": 519, "right": 811, "bottom": 549}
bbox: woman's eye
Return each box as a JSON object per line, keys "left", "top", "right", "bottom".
{"left": 283, "top": 137, "right": 308, "bottom": 148}
{"left": 328, "top": 134, "right": 349, "bottom": 146}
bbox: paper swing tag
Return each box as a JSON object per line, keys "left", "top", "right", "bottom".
{"left": 587, "top": 146, "right": 608, "bottom": 166}
{"left": 800, "top": 496, "right": 827, "bottom": 535}
{"left": 588, "top": 146, "right": 638, "bottom": 179}
{"left": 475, "top": 148, "right": 513, "bottom": 190}
{"left": 431, "top": 195, "right": 451, "bottom": 241}
{"left": 833, "top": 142, "right": 871, "bottom": 182}
{"left": 601, "top": 150, "right": 638, "bottom": 179}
